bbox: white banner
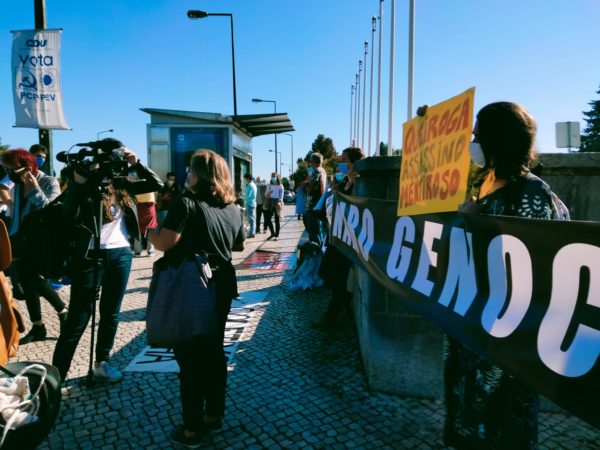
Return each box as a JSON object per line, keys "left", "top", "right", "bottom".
{"left": 11, "top": 29, "right": 69, "bottom": 130}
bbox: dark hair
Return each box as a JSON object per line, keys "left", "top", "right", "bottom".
{"left": 476, "top": 102, "right": 537, "bottom": 180}
{"left": 166, "top": 171, "right": 176, "bottom": 178}
{"left": 243, "top": 173, "right": 253, "bottom": 180}
{"left": 309, "top": 153, "right": 323, "bottom": 165}
{"left": 1, "top": 149, "right": 39, "bottom": 176}
{"left": 101, "top": 137, "right": 124, "bottom": 147}
{"left": 342, "top": 147, "right": 365, "bottom": 163}
{"left": 189, "top": 150, "right": 236, "bottom": 205}
{"left": 29, "top": 144, "right": 47, "bottom": 156}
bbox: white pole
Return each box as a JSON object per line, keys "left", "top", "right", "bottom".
{"left": 357, "top": 60, "right": 362, "bottom": 147}
{"left": 350, "top": 85, "right": 354, "bottom": 146}
{"left": 407, "top": 0, "right": 415, "bottom": 120}
{"left": 386, "top": 0, "right": 396, "bottom": 156}
{"left": 368, "top": 16, "right": 376, "bottom": 157}
{"left": 355, "top": 74, "right": 359, "bottom": 145}
{"left": 361, "top": 41, "right": 368, "bottom": 150}
{"left": 375, "top": 0, "right": 384, "bottom": 156}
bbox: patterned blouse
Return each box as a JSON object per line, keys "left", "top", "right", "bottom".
{"left": 444, "top": 170, "right": 569, "bottom": 450}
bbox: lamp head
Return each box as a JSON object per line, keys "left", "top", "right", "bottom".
{"left": 187, "top": 10, "right": 209, "bottom": 19}
{"left": 252, "top": 98, "right": 263, "bottom": 103}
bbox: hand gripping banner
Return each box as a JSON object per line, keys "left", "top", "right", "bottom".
{"left": 331, "top": 192, "right": 600, "bottom": 428}
{"left": 11, "top": 29, "right": 69, "bottom": 130}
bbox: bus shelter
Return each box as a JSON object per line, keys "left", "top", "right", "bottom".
{"left": 141, "top": 108, "right": 294, "bottom": 189}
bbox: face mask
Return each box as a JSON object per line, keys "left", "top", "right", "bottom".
{"left": 36, "top": 157, "right": 46, "bottom": 168}
{"left": 307, "top": 167, "right": 314, "bottom": 175}
{"left": 469, "top": 142, "right": 485, "bottom": 165}
{"left": 337, "top": 163, "right": 350, "bottom": 174}
{"left": 271, "top": 177, "right": 277, "bottom": 183}
{"left": 335, "top": 173, "right": 345, "bottom": 183}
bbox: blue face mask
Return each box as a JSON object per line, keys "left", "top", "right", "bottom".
{"left": 36, "top": 156, "right": 46, "bottom": 168}
{"left": 307, "top": 167, "right": 314, "bottom": 175}
{"left": 335, "top": 173, "right": 344, "bottom": 183}
{"left": 337, "top": 163, "right": 350, "bottom": 174}
{"left": 271, "top": 177, "right": 277, "bottom": 183}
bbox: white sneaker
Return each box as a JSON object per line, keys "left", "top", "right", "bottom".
{"left": 93, "top": 361, "right": 123, "bottom": 383}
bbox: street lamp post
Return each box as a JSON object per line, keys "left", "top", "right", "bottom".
{"left": 283, "top": 132, "right": 294, "bottom": 175}
{"left": 252, "top": 98, "right": 278, "bottom": 172}
{"left": 268, "top": 149, "right": 282, "bottom": 175}
{"left": 187, "top": 10, "right": 238, "bottom": 116}
{"left": 97, "top": 129, "right": 114, "bottom": 140}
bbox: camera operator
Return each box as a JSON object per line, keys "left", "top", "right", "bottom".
{"left": 52, "top": 140, "right": 163, "bottom": 383}
{"left": 0, "top": 149, "right": 66, "bottom": 344}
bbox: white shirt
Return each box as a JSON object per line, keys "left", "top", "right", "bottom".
{"left": 88, "top": 206, "right": 130, "bottom": 250}
{"left": 269, "top": 184, "right": 283, "bottom": 200}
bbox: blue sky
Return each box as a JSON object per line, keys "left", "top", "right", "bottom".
{"left": 1, "top": 0, "right": 599, "bottom": 180}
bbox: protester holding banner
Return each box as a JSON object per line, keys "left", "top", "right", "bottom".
{"left": 303, "top": 153, "right": 327, "bottom": 245}
{"left": 313, "top": 147, "right": 364, "bottom": 328}
{"left": 444, "top": 102, "right": 569, "bottom": 449}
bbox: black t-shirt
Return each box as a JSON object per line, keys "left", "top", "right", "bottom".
{"left": 163, "top": 192, "right": 244, "bottom": 263}
{"left": 162, "top": 192, "right": 245, "bottom": 298}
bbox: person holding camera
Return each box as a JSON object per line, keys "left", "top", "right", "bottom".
{"left": 0, "top": 149, "right": 66, "bottom": 344}
{"left": 52, "top": 140, "right": 163, "bottom": 383}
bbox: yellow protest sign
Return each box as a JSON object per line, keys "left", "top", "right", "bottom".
{"left": 397, "top": 87, "right": 475, "bottom": 216}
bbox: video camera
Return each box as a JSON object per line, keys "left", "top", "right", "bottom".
{"left": 57, "top": 139, "right": 129, "bottom": 187}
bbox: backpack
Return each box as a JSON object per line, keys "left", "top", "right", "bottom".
{"left": 11, "top": 195, "right": 75, "bottom": 279}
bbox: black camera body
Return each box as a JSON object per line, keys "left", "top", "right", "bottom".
{"left": 57, "top": 140, "right": 129, "bottom": 187}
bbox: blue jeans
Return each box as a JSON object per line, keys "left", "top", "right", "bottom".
{"left": 246, "top": 204, "right": 256, "bottom": 235}
{"left": 52, "top": 247, "right": 132, "bottom": 380}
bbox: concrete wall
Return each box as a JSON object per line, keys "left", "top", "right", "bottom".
{"left": 350, "top": 152, "right": 600, "bottom": 399}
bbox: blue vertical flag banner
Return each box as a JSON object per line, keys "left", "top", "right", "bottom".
{"left": 11, "top": 29, "right": 69, "bottom": 130}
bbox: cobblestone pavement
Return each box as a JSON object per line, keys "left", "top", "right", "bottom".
{"left": 11, "top": 205, "right": 599, "bottom": 449}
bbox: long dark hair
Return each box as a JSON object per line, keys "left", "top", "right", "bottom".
{"left": 476, "top": 102, "right": 537, "bottom": 180}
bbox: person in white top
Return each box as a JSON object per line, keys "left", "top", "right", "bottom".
{"left": 264, "top": 172, "right": 284, "bottom": 240}
{"left": 52, "top": 139, "right": 163, "bottom": 383}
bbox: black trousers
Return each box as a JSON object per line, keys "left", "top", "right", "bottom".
{"left": 18, "top": 259, "right": 65, "bottom": 323}
{"left": 263, "top": 208, "right": 280, "bottom": 236}
{"left": 323, "top": 247, "right": 352, "bottom": 322}
{"left": 173, "top": 294, "right": 233, "bottom": 431}
{"left": 256, "top": 203, "right": 264, "bottom": 231}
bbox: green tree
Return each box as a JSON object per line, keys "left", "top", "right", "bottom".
{"left": 0, "top": 138, "right": 8, "bottom": 152}
{"left": 292, "top": 159, "right": 308, "bottom": 186}
{"left": 304, "top": 134, "right": 336, "bottom": 161}
{"left": 580, "top": 84, "right": 600, "bottom": 152}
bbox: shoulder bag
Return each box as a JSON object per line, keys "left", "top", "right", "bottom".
{"left": 145, "top": 199, "right": 217, "bottom": 347}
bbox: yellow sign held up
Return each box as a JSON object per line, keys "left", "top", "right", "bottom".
{"left": 397, "top": 87, "right": 475, "bottom": 216}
